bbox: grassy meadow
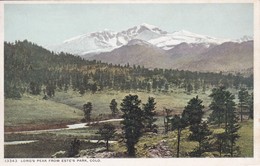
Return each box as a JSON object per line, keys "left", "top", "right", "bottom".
{"left": 4, "top": 88, "right": 253, "bottom": 158}
{"left": 5, "top": 88, "right": 213, "bottom": 129}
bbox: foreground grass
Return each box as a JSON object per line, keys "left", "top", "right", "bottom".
{"left": 237, "top": 120, "right": 253, "bottom": 157}
{"left": 5, "top": 137, "right": 103, "bottom": 158}
{"left": 4, "top": 89, "right": 253, "bottom": 158}
{"left": 4, "top": 119, "right": 253, "bottom": 158}
{"left": 113, "top": 120, "right": 253, "bottom": 158}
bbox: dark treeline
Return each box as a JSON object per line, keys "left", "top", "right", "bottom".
{"left": 4, "top": 40, "right": 253, "bottom": 99}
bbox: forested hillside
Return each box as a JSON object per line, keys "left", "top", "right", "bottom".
{"left": 4, "top": 40, "right": 253, "bottom": 99}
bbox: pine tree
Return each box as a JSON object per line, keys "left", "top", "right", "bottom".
{"left": 238, "top": 88, "right": 249, "bottom": 122}
{"left": 171, "top": 115, "right": 187, "bottom": 157}
{"left": 83, "top": 102, "right": 92, "bottom": 122}
{"left": 79, "top": 85, "right": 85, "bottom": 95}
{"left": 91, "top": 83, "right": 98, "bottom": 94}
{"left": 96, "top": 123, "right": 116, "bottom": 151}
{"left": 210, "top": 88, "right": 240, "bottom": 157}
{"left": 214, "top": 132, "right": 227, "bottom": 157}
{"left": 209, "top": 86, "right": 227, "bottom": 126}
{"left": 248, "top": 92, "right": 253, "bottom": 119}
{"left": 163, "top": 108, "right": 172, "bottom": 134}
{"left": 68, "top": 138, "right": 80, "bottom": 157}
{"left": 120, "top": 94, "right": 143, "bottom": 157}
{"left": 226, "top": 102, "right": 240, "bottom": 157}
{"left": 109, "top": 99, "right": 119, "bottom": 117}
{"left": 143, "top": 97, "right": 157, "bottom": 132}
{"left": 186, "top": 83, "right": 193, "bottom": 95}
{"left": 182, "top": 95, "right": 204, "bottom": 126}
{"left": 189, "top": 122, "right": 212, "bottom": 157}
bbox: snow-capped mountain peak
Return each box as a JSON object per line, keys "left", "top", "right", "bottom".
{"left": 140, "top": 23, "right": 158, "bottom": 29}
{"left": 63, "top": 34, "right": 88, "bottom": 43}
{"left": 235, "top": 35, "right": 253, "bottom": 43}
{"left": 47, "top": 23, "right": 250, "bottom": 56}
{"left": 127, "top": 39, "right": 153, "bottom": 47}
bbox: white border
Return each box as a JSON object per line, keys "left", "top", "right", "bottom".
{"left": 0, "top": 1, "right": 259, "bottom": 166}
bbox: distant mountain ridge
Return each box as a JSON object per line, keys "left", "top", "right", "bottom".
{"left": 89, "top": 40, "right": 253, "bottom": 73}
{"left": 46, "top": 23, "right": 253, "bottom": 73}
{"left": 47, "top": 23, "right": 250, "bottom": 56}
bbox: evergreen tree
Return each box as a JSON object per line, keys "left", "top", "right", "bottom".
{"left": 79, "top": 85, "right": 85, "bottom": 95}
{"left": 189, "top": 122, "right": 212, "bottom": 157}
{"left": 202, "top": 82, "right": 206, "bottom": 94}
{"left": 209, "top": 86, "right": 227, "bottom": 126}
{"left": 194, "top": 79, "right": 200, "bottom": 93}
{"left": 223, "top": 90, "right": 236, "bottom": 134}
{"left": 109, "top": 99, "right": 119, "bottom": 117}
{"left": 68, "top": 138, "right": 80, "bottom": 157}
{"left": 29, "top": 81, "right": 41, "bottom": 95}
{"left": 213, "top": 132, "right": 227, "bottom": 157}
{"left": 238, "top": 88, "right": 249, "bottom": 122}
{"left": 248, "top": 92, "right": 253, "bottom": 119}
{"left": 120, "top": 94, "right": 143, "bottom": 157}
{"left": 210, "top": 88, "right": 240, "bottom": 157}
{"left": 163, "top": 108, "right": 172, "bottom": 134}
{"left": 226, "top": 103, "right": 240, "bottom": 157}
{"left": 171, "top": 115, "right": 187, "bottom": 157}
{"left": 83, "top": 102, "right": 92, "bottom": 122}
{"left": 147, "top": 82, "right": 151, "bottom": 92}
{"left": 96, "top": 123, "right": 116, "bottom": 151}
{"left": 91, "top": 83, "right": 98, "bottom": 94}
{"left": 46, "top": 83, "right": 55, "bottom": 97}
{"left": 186, "top": 83, "right": 193, "bottom": 95}
{"left": 182, "top": 95, "right": 204, "bottom": 126}
{"left": 143, "top": 97, "right": 157, "bottom": 132}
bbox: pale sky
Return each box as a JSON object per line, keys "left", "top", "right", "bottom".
{"left": 4, "top": 3, "right": 253, "bottom": 46}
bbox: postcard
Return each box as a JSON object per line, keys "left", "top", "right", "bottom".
{"left": 1, "top": 1, "right": 259, "bottom": 166}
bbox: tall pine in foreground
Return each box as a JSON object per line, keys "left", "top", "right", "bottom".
{"left": 226, "top": 110, "right": 240, "bottom": 157}
{"left": 143, "top": 97, "right": 157, "bottom": 132}
{"left": 248, "top": 92, "right": 254, "bottom": 119}
{"left": 209, "top": 86, "right": 226, "bottom": 126}
{"left": 238, "top": 88, "right": 249, "bottom": 122}
{"left": 225, "top": 95, "right": 240, "bottom": 157}
{"left": 120, "top": 94, "right": 143, "bottom": 157}
{"left": 171, "top": 115, "right": 187, "bottom": 157}
{"left": 209, "top": 86, "right": 241, "bottom": 157}
{"left": 182, "top": 95, "right": 204, "bottom": 125}
{"left": 189, "top": 122, "right": 212, "bottom": 157}
{"left": 181, "top": 96, "right": 213, "bottom": 157}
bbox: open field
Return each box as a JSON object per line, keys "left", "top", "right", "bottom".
{"left": 5, "top": 89, "right": 215, "bottom": 130}
{"left": 4, "top": 89, "right": 253, "bottom": 158}
{"left": 4, "top": 94, "right": 84, "bottom": 132}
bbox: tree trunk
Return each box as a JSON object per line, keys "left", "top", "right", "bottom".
{"left": 230, "top": 141, "right": 233, "bottom": 157}
{"left": 106, "top": 139, "right": 109, "bottom": 151}
{"left": 225, "top": 108, "right": 228, "bottom": 134}
{"left": 127, "top": 143, "right": 136, "bottom": 157}
{"left": 164, "top": 117, "right": 168, "bottom": 134}
{"left": 240, "top": 106, "right": 243, "bottom": 122}
{"left": 177, "top": 128, "right": 181, "bottom": 158}
{"left": 218, "top": 110, "right": 221, "bottom": 127}
{"left": 219, "top": 144, "right": 222, "bottom": 157}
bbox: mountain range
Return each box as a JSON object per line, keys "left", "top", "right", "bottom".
{"left": 47, "top": 23, "right": 253, "bottom": 73}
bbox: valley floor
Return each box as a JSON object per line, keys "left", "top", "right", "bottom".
{"left": 4, "top": 89, "right": 253, "bottom": 158}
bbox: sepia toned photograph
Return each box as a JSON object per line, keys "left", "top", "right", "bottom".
{"left": 1, "top": 1, "right": 259, "bottom": 165}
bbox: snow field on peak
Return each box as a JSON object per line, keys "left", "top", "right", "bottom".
{"left": 47, "top": 23, "right": 251, "bottom": 56}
